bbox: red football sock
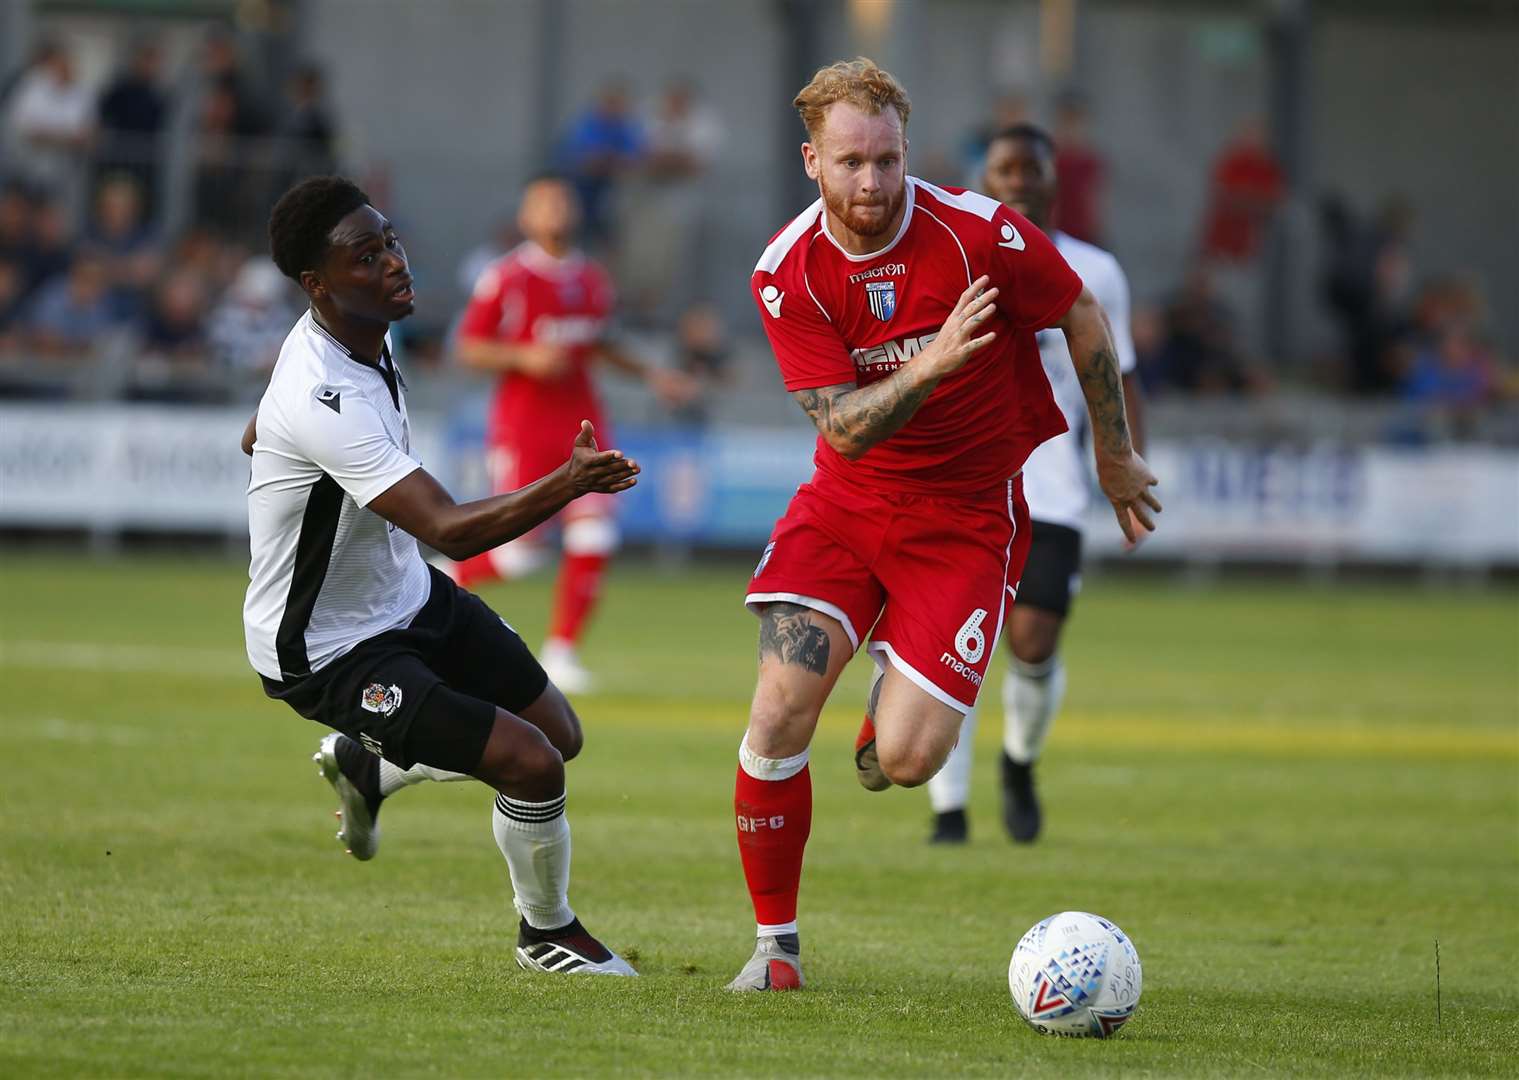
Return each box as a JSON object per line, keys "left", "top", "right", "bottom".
{"left": 549, "top": 552, "right": 607, "bottom": 645}
{"left": 453, "top": 551, "right": 499, "bottom": 590}
{"left": 734, "top": 763, "right": 812, "bottom": 926}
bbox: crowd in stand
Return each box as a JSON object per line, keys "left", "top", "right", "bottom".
{"left": 957, "top": 95, "right": 1513, "bottom": 417}
{"left": 0, "top": 30, "right": 333, "bottom": 399}
{"left": 1, "top": 26, "right": 1510, "bottom": 425}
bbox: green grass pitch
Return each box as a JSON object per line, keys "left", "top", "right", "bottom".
{"left": 2, "top": 553, "right": 1516, "bottom": 1077}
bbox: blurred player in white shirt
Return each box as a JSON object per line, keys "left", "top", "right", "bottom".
{"left": 926, "top": 124, "right": 1148, "bottom": 844}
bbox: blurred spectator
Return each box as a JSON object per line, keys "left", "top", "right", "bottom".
{"left": 0, "top": 258, "right": 26, "bottom": 352}
{"left": 668, "top": 304, "right": 730, "bottom": 427}
{"left": 1320, "top": 193, "right": 1415, "bottom": 394}
{"left": 1051, "top": 90, "right": 1105, "bottom": 244}
{"left": 209, "top": 258, "right": 294, "bottom": 372}
{"left": 3, "top": 40, "right": 94, "bottom": 206}
{"left": 0, "top": 182, "right": 33, "bottom": 275}
{"left": 25, "top": 198, "right": 77, "bottom": 299}
{"left": 192, "top": 77, "right": 260, "bottom": 242}
{"left": 272, "top": 63, "right": 339, "bottom": 197}
{"left": 621, "top": 79, "right": 725, "bottom": 323}
{"left": 82, "top": 174, "right": 163, "bottom": 323}
{"left": 170, "top": 226, "right": 248, "bottom": 297}
{"left": 557, "top": 79, "right": 646, "bottom": 247}
{"left": 1200, "top": 117, "right": 1283, "bottom": 264}
{"left": 199, "top": 27, "right": 268, "bottom": 137}
{"left": 644, "top": 79, "right": 723, "bottom": 183}
{"left": 1143, "top": 266, "right": 1261, "bottom": 395}
{"left": 95, "top": 37, "right": 169, "bottom": 217}
{"left": 140, "top": 270, "right": 209, "bottom": 359}
{"left": 1403, "top": 320, "right": 1500, "bottom": 410}
{"left": 25, "top": 254, "right": 114, "bottom": 356}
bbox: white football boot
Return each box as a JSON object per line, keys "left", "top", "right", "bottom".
{"left": 725, "top": 933, "right": 803, "bottom": 991}
{"left": 313, "top": 733, "right": 382, "bottom": 860}
{"left": 514, "top": 917, "right": 638, "bottom": 976}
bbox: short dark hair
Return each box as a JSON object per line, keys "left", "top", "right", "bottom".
{"left": 989, "top": 122, "right": 1057, "bottom": 158}
{"left": 267, "top": 176, "right": 371, "bottom": 281}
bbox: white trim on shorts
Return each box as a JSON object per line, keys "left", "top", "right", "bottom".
{"left": 866, "top": 640, "right": 973, "bottom": 716}
{"left": 987, "top": 476, "right": 1019, "bottom": 667}
{"left": 744, "top": 592, "right": 860, "bottom": 652}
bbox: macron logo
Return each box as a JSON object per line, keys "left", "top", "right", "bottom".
{"left": 316, "top": 388, "right": 342, "bottom": 414}
{"left": 940, "top": 651, "right": 984, "bottom": 686}
{"left": 760, "top": 284, "right": 784, "bottom": 318}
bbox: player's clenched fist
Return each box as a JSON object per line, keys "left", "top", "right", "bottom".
{"left": 567, "top": 419, "right": 640, "bottom": 495}
{"left": 921, "top": 275, "right": 1000, "bottom": 380}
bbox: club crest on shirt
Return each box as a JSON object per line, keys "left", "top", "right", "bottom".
{"left": 865, "top": 280, "right": 897, "bottom": 321}
{"left": 360, "top": 682, "right": 403, "bottom": 717}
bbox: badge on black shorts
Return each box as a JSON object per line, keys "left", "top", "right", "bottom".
{"left": 361, "top": 682, "right": 403, "bottom": 717}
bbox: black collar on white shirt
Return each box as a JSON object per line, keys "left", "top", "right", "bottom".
{"left": 310, "top": 314, "right": 404, "bottom": 408}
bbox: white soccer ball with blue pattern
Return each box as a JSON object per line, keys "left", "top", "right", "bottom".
{"left": 1008, "top": 911, "right": 1142, "bottom": 1037}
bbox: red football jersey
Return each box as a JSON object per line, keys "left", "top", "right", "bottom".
{"left": 458, "top": 241, "right": 614, "bottom": 448}
{"left": 751, "top": 177, "right": 1081, "bottom": 497}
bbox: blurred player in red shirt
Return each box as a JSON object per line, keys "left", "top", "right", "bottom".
{"left": 726, "top": 60, "right": 1160, "bottom": 991}
{"left": 444, "top": 174, "right": 689, "bottom": 692}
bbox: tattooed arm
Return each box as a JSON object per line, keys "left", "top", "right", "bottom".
{"left": 793, "top": 375, "right": 933, "bottom": 461}
{"left": 789, "top": 275, "right": 1001, "bottom": 461}
{"left": 1056, "top": 286, "right": 1162, "bottom": 542}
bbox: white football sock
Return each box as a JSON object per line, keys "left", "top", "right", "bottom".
{"left": 492, "top": 791, "right": 575, "bottom": 930}
{"left": 1002, "top": 655, "right": 1065, "bottom": 765}
{"left": 927, "top": 704, "right": 978, "bottom": 813}
{"left": 756, "top": 920, "right": 798, "bottom": 938}
{"left": 378, "top": 759, "right": 471, "bottom": 796}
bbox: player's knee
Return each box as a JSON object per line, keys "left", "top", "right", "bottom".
{"left": 877, "top": 742, "right": 942, "bottom": 788}
{"left": 1009, "top": 625, "right": 1059, "bottom": 666}
{"left": 749, "top": 685, "right": 814, "bottom": 729}
{"left": 747, "top": 692, "right": 817, "bottom": 756}
{"left": 476, "top": 726, "right": 565, "bottom": 792}
{"left": 557, "top": 714, "right": 584, "bottom": 761}
{"left": 513, "top": 738, "right": 565, "bottom": 788}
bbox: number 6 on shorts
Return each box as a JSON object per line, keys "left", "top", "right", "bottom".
{"left": 954, "top": 608, "right": 988, "bottom": 664}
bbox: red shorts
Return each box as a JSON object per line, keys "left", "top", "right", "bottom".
{"left": 488, "top": 431, "right": 614, "bottom": 522}
{"left": 745, "top": 471, "right": 1032, "bottom": 713}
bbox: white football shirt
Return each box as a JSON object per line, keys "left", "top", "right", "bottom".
{"left": 243, "top": 311, "right": 429, "bottom": 682}
{"left": 1020, "top": 231, "right": 1137, "bottom": 532}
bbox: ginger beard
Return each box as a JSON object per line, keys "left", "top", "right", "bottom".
{"left": 817, "top": 165, "right": 906, "bottom": 239}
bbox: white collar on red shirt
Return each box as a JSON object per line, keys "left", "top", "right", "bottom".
{"left": 514, "top": 240, "right": 586, "bottom": 278}
{"left": 815, "top": 176, "right": 917, "bottom": 263}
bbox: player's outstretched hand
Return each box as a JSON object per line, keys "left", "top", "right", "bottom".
{"left": 923, "top": 275, "right": 1000, "bottom": 379}
{"left": 1096, "top": 449, "right": 1162, "bottom": 544}
{"left": 567, "top": 420, "right": 640, "bottom": 495}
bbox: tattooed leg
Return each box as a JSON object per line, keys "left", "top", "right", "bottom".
{"left": 747, "top": 602, "right": 854, "bottom": 758}
{"left": 758, "top": 602, "right": 833, "bottom": 674}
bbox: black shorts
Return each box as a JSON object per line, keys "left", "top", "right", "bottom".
{"left": 1014, "top": 520, "right": 1084, "bottom": 618}
{"left": 261, "top": 567, "right": 549, "bottom": 772}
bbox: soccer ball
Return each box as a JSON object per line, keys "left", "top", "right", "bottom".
{"left": 1008, "top": 911, "right": 1142, "bottom": 1038}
